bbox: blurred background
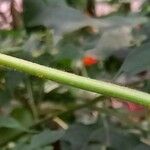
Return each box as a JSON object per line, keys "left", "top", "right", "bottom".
{"left": 0, "top": 0, "right": 150, "bottom": 150}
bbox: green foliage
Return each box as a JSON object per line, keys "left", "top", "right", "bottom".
{"left": 118, "top": 42, "right": 150, "bottom": 75}
{"left": 0, "top": 116, "right": 27, "bottom": 131}
{"left": 23, "top": 0, "right": 147, "bottom": 43}
{"left": 61, "top": 120, "right": 150, "bottom": 150}
{"left": 0, "top": 0, "right": 150, "bottom": 149}
{"left": 13, "top": 129, "right": 64, "bottom": 150}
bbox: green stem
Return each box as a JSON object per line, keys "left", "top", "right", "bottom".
{"left": 26, "top": 77, "right": 39, "bottom": 121}
{"left": 0, "top": 53, "right": 150, "bottom": 106}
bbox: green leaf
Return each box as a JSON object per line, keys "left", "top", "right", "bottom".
{"left": 56, "top": 28, "right": 101, "bottom": 60}
{"left": 29, "top": 129, "right": 65, "bottom": 149}
{"left": 23, "top": 0, "right": 93, "bottom": 35}
{"left": 13, "top": 144, "right": 53, "bottom": 150}
{"left": 87, "top": 128, "right": 140, "bottom": 150}
{"left": 0, "top": 116, "right": 27, "bottom": 131}
{"left": 132, "top": 143, "right": 150, "bottom": 150}
{"left": 23, "top": 33, "right": 42, "bottom": 52}
{"left": 61, "top": 122, "right": 149, "bottom": 150}
{"left": 118, "top": 42, "right": 150, "bottom": 75}
{"left": 5, "top": 71, "right": 26, "bottom": 93}
{"left": 33, "top": 52, "right": 53, "bottom": 66}
{"left": 13, "top": 129, "right": 64, "bottom": 150}
{"left": 37, "top": 146, "right": 53, "bottom": 150}
{"left": 96, "top": 26, "right": 133, "bottom": 59}
{"left": 0, "top": 90, "right": 11, "bottom": 106}
{"left": 61, "top": 123, "right": 99, "bottom": 150}
{"left": 66, "top": 0, "right": 87, "bottom": 10}
{"left": 11, "top": 107, "right": 34, "bottom": 127}
{"left": 0, "top": 30, "right": 24, "bottom": 54}
{"left": 24, "top": 0, "right": 147, "bottom": 40}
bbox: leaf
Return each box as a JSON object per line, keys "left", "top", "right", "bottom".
{"left": 5, "top": 71, "right": 26, "bottom": 93}
{"left": 96, "top": 26, "right": 133, "bottom": 59}
{"left": 0, "top": 90, "right": 11, "bottom": 106}
{"left": 61, "top": 122, "right": 148, "bottom": 150}
{"left": 87, "top": 128, "right": 140, "bottom": 150}
{"left": 132, "top": 143, "right": 150, "bottom": 150}
{"left": 61, "top": 123, "right": 99, "bottom": 150}
{"left": 0, "top": 116, "right": 27, "bottom": 131}
{"left": 56, "top": 28, "right": 101, "bottom": 60}
{"left": 11, "top": 107, "right": 34, "bottom": 127}
{"left": 23, "top": 33, "right": 42, "bottom": 52}
{"left": 37, "top": 146, "right": 53, "bottom": 150}
{"left": 23, "top": 0, "right": 147, "bottom": 39}
{"left": 33, "top": 52, "right": 53, "bottom": 66}
{"left": 0, "top": 30, "right": 24, "bottom": 54}
{"left": 13, "top": 129, "right": 64, "bottom": 150}
{"left": 66, "top": 0, "right": 87, "bottom": 10}
{"left": 23, "top": 0, "right": 93, "bottom": 35}
{"left": 29, "top": 129, "right": 65, "bottom": 149}
{"left": 118, "top": 42, "right": 150, "bottom": 75}
{"left": 0, "top": 116, "right": 29, "bottom": 145}
{"left": 14, "top": 144, "right": 53, "bottom": 150}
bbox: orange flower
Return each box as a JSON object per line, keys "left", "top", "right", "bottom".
{"left": 82, "top": 56, "right": 98, "bottom": 66}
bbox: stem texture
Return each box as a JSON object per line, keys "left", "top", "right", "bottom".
{"left": 0, "top": 53, "right": 150, "bottom": 106}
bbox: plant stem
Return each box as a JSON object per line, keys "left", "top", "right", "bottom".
{"left": 0, "top": 53, "right": 150, "bottom": 106}
{"left": 26, "top": 77, "right": 39, "bottom": 121}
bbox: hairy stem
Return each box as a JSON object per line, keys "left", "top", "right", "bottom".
{"left": 0, "top": 53, "right": 150, "bottom": 106}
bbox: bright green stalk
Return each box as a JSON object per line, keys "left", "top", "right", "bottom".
{"left": 0, "top": 53, "right": 150, "bottom": 106}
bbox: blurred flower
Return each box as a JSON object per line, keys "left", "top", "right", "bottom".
{"left": 82, "top": 56, "right": 98, "bottom": 66}
{"left": 125, "top": 102, "right": 144, "bottom": 112}
{"left": 112, "top": 99, "right": 144, "bottom": 112}
{"left": 111, "top": 99, "right": 124, "bottom": 108}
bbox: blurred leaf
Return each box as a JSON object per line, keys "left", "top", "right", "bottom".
{"left": 87, "top": 128, "right": 140, "bottom": 150}
{"left": 0, "top": 90, "right": 11, "bottom": 106}
{"left": 29, "top": 129, "right": 65, "bottom": 149}
{"left": 14, "top": 144, "right": 53, "bottom": 150}
{"left": 11, "top": 107, "right": 33, "bottom": 127}
{"left": 61, "top": 123, "right": 99, "bottom": 150}
{"left": 23, "top": 0, "right": 94, "bottom": 35}
{"left": 37, "top": 146, "right": 53, "bottom": 150}
{"left": 44, "top": 88, "right": 75, "bottom": 103}
{"left": 5, "top": 71, "right": 26, "bottom": 93}
{"left": 61, "top": 122, "right": 150, "bottom": 150}
{"left": 0, "top": 1, "right": 149, "bottom": 149}
{"left": 118, "top": 42, "right": 150, "bottom": 75}
{"left": 132, "top": 143, "right": 150, "bottom": 150}
{"left": 24, "top": 0, "right": 147, "bottom": 41}
{"left": 66, "top": 0, "right": 87, "bottom": 10}
{"left": 14, "top": 129, "right": 64, "bottom": 150}
{"left": 140, "top": 21, "right": 150, "bottom": 41}
{"left": 23, "top": 33, "right": 42, "bottom": 52}
{"left": 0, "top": 128, "right": 21, "bottom": 145}
{"left": 96, "top": 26, "right": 133, "bottom": 59}
{"left": 0, "top": 30, "right": 24, "bottom": 54}
{"left": 56, "top": 27, "right": 101, "bottom": 60}
{"left": 142, "top": 1, "right": 150, "bottom": 16}
{"left": 0, "top": 116, "right": 27, "bottom": 131}
{"left": 33, "top": 52, "right": 53, "bottom": 66}
{"left": 54, "top": 59, "right": 72, "bottom": 71}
